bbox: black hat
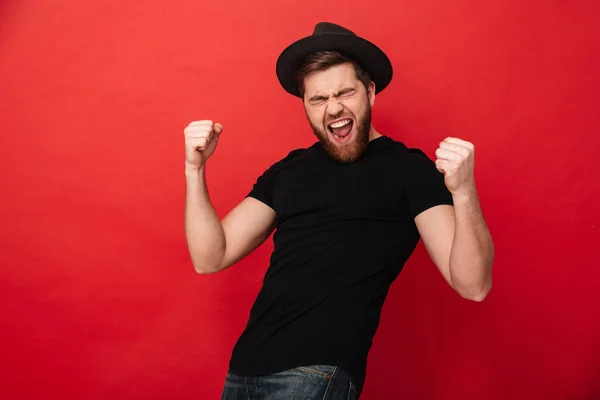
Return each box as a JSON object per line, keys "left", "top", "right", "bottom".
{"left": 276, "top": 22, "right": 393, "bottom": 98}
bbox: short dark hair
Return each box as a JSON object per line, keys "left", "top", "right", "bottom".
{"left": 294, "top": 51, "right": 372, "bottom": 99}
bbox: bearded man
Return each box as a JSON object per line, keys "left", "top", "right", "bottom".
{"left": 183, "top": 22, "right": 495, "bottom": 399}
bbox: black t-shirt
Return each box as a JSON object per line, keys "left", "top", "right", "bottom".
{"left": 228, "top": 135, "right": 453, "bottom": 394}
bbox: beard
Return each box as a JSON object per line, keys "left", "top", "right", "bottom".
{"left": 308, "top": 104, "right": 372, "bottom": 164}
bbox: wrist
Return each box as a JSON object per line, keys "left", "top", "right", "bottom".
{"left": 185, "top": 164, "right": 205, "bottom": 177}
{"left": 451, "top": 185, "right": 478, "bottom": 204}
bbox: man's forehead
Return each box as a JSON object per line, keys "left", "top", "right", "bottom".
{"left": 309, "top": 83, "right": 352, "bottom": 96}
{"left": 305, "top": 69, "right": 358, "bottom": 96}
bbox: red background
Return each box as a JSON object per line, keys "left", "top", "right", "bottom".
{"left": 1, "top": 0, "right": 599, "bottom": 399}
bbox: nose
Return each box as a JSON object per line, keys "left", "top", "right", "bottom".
{"left": 326, "top": 98, "right": 344, "bottom": 117}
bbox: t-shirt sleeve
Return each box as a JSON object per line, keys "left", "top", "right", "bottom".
{"left": 246, "top": 149, "right": 304, "bottom": 210}
{"left": 247, "top": 161, "right": 279, "bottom": 209}
{"left": 403, "top": 148, "right": 454, "bottom": 219}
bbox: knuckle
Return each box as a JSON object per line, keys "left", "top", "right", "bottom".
{"left": 190, "top": 119, "right": 212, "bottom": 125}
{"left": 185, "top": 126, "right": 203, "bottom": 135}
{"left": 199, "top": 131, "right": 212, "bottom": 141}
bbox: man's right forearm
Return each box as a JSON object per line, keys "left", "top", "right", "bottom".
{"left": 184, "top": 167, "right": 226, "bottom": 273}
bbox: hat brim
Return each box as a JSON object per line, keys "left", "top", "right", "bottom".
{"left": 276, "top": 32, "right": 393, "bottom": 98}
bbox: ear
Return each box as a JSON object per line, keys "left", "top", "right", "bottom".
{"left": 368, "top": 81, "right": 376, "bottom": 107}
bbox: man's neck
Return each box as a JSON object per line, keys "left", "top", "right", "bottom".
{"left": 369, "top": 127, "right": 382, "bottom": 141}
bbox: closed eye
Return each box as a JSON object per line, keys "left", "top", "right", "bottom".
{"left": 309, "top": 96, "right": 328, "bottom": 105}
{"left": 308, "top": 88, "right": 357, "bottom": 105}
{"left": 338, "top": 88, "right": 357, "bottom": 97}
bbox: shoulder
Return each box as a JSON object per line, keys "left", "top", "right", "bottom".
{"left": 405, "top": 147, "right": 436, "bottom": 169}
{"left": 270, "top": 147, "right": 307, "bottom": 168}
{"left": 379, "top": 137, "right": 445, "bottom": 191}
{"left": 282, "top": 147, "right": 308, "bottom": 162}
{"left": 270, "top": 140, "right": 328, "bottom": 168}
{"left": 255, "top": 146, "right": 308, "bottom": 179}
{"left": 380, "top": 136, "right": 433, "bottom": 166}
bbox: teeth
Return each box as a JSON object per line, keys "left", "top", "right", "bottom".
{"left": 329, "top": 119, "right": 351, "bottom": 128}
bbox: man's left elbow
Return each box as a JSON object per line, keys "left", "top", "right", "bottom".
{"left": 461, "top": 280, "right": 492, "bottom": 302}
{"left": 468, "top": 287, "right": 491, "bottom": 302}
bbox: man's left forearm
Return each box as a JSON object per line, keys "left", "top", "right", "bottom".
{"left": 449, "top": 190, "right": 494, "bottom": 301}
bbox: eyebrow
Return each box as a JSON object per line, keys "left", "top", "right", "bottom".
{"left": 309, "top": 87, "right": 356, "bottom": 102}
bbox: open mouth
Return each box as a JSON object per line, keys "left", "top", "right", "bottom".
{"left": 327, "top": 118, "right": 353, "bottom": 143}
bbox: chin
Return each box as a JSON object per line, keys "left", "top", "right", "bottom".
{"left": 322, "top": 126, "right": 368, "bottom": 164}
{"left": 309, "top": 108, "right": 371, "bottom": 164}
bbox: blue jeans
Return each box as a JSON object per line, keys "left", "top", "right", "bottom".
{"left": 221, "top": 365, "right": 359, "bottom": 400}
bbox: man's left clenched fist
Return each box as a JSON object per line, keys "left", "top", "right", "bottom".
{"left": 435, "top": 137, "right": 476, "bottom": 197}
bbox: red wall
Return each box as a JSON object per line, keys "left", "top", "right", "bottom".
{"left": 1, "top": 1, "right": 599, "bottom": 399}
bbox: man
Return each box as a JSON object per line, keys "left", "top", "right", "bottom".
{"left": 184, "top": 22, "right": 494, "bottom": 399}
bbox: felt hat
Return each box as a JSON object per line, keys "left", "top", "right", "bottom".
{"left": 276, "top": 22, "right": 393, "bottom": 97}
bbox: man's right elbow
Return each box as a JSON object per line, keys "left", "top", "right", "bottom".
{"left": 192, "top": 259, "right": 227, "bottom": 274}
{"left": 195, "top": 267, "right": 216, "bottom": 275}
{"left": 193, "top": 263, "right": 218, "bottom": 274}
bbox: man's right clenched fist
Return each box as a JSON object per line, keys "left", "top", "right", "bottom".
{"left": 184, "top": 120, "right": 223, "bottom": 171}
